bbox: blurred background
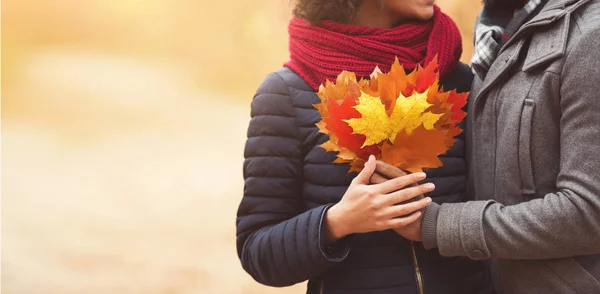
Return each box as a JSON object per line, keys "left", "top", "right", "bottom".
{"left": 1, "top": 1, "right": 481, "bottom": 293}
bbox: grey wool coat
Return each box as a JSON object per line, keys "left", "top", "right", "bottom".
{"left": 421, "top": 0, "right": 600, "bottom": 293}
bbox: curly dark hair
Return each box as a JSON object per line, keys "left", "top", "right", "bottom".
{"left": 293, "top": 0, "right": 365, "bottom": 24}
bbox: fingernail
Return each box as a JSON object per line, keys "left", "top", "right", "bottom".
{"left": 415, "top": 211, "right": 422, "bottom": 217}
{"left": 424, "top": 183, "right": 435, "bottom": 190}
{"left": 425, "top": 197, "right": 432, "bottom": 204}
{"left": 415, "top": 172, "right": 426, "bottom": 179}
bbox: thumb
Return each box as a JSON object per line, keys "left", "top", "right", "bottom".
{"left": 352, "top": 155, "right": 376, "bottom": 185}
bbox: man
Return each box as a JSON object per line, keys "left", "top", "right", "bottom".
{"left": 379, "top": 0, "right": 600, "bottom": 292}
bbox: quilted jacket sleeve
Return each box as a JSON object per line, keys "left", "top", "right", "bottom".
{"left": 236, "top": 72, "right": 350, "bottom": 287}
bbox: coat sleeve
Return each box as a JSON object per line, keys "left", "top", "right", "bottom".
{"left": 236, "top": 72, "right": 350, "bottom": 287}
{"left": 422, "top": 25, "right": 600, "bottom": 260}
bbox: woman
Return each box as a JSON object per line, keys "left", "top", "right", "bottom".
{"left": 236, "top": 1, "right": 491, "bottom": 293}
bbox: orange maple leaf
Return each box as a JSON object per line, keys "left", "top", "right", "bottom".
{"left": 380, "top": 126, "right": 449, "bottom": 173}
{"left": 415, "top": 56, "right": 439, "bottom": 93}
{"left": 377, "top": 57, "right": 409, "bottom": 114}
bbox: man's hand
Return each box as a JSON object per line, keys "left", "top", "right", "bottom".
{"left": 371, "top": 160, "right": 425, "bottom": 241}
{"left": 370, "top": 161, "right": 408, "bottom": 185}
{"left": 394, "top": 217, "right": 422, "bottom": 241}
{"left": 371, "top": 161, "right": 424, "bottom": 201}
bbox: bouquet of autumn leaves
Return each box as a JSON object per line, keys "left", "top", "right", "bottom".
{"left": 315, "top": 57, "right": 468, "bottom": 173}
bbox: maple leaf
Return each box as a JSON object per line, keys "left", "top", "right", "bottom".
{"left": 337, "top": 149, "right": 357, "bottom": 160}
{"left": 349, "top": 157, "right": 367, "bottom": 173}
{"left": 318, "top": 71, "right": 361, "bottom": 103}
{"left": 322, "top": 95, "right": 380, "bottom": 159}
{"left": 320, "top": 140, "right": 342, "bottom": 152}
{"left": 344, "top": 92, "right": 393, "bottom": 147}
{"left": 315, "top": 121, "right": 328, "bottom": 135}
{"left": 390, "top": 90, "right": 444, "bottom": 136}
{"left": 446, "top": 90, "right": 468, "bottom": 123}
{"left": 381, "top": 126, "right": 449, "bottom": 173}
{"left": 378, "top": 57, "right": 409, "bottom": 113}
{"left": 359, "top": 77, "right": 379, "bottom": 102}
{"left": 370, "top": 66, "right": 383, "bottom": 80}
{"left": 415, "top": 56, "right": 439, "bottom": 93}
{"left": 345, "top": 90, "right": 444, "bottom": 147}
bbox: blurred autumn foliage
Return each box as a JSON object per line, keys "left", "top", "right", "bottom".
{"left": 1, "top": 1, "right": 481, "bottom": 293}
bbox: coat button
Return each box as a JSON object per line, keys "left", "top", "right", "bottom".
{"left": 472, "top": 249, "right": 486, "bottom": 259}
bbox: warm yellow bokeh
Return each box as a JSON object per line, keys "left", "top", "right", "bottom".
{"left": 1, "top": 1, "right": 481, "bottom": 293}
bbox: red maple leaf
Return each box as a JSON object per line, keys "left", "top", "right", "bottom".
{"left": 323, "top": 95, "right": 380, "bottom": 159}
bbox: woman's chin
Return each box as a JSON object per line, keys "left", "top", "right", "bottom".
{"left": 416, "top": 6, "right": 435, "bottom": 21}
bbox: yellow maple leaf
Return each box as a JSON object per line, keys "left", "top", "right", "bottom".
{"left": 390, "top": 90, "right": 444, "bottom": 136}
{"left": 345, "top": 90, "right": 444, "bottom": 147}
{"left": 344, "top": 92, "right": 393, "bottom": 147}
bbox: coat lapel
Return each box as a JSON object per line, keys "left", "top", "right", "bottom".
{"left": 471, "top": 0, "right": 590, "bottom": 111}
{"left": 471, "top": 39, "right": 526, "bottom": 114}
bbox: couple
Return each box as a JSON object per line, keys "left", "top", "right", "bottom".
{"left": 236, "top": 0, "right": 600, "bottom": 293}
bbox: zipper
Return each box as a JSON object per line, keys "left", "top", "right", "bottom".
{"left": 411, "top": 241, "right": 425, "bottom": 294}
{"left": 319, "top": 279, "right": 324, "bottom": 294}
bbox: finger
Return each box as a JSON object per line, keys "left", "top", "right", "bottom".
{"left": 381, "top": 197, "right": 432, "bottom": 219}
{"left": 385, "top": 211, "right": 422, "bottom": 229}
{"left": 372, "top": 172, "right": 427, "bottom": 194}
{"left": 369, "top": 173, "right": 389, "bottom": 185}
{"left": 383, "top": 183, "right": 435, "bottom": 206}
{"left": 352, "top": 155, "right": 376, "bottom": 185}
{"left": 398, "top": 193, "right": 425, "bottom": 204}
{"left": 375, "top": 161, "right": 407, "bottom": 179}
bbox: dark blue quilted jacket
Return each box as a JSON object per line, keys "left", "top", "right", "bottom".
{"left": 237, "top": 64, "right": 492, "bottom": 294}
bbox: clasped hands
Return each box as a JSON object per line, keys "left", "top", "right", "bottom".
{"left": 325, "top": 155, "right": 430, "bottom": 244}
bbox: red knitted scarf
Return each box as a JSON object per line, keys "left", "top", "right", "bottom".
{"left": 285, "top": 6, "right": 463, "bottom": 91}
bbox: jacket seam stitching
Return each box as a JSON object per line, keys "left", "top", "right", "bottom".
{"left": 272, "top": 72, "right": 304, "bottom": 142}
{"left": 558, "top": 22, "right": 587, "bottom": 89}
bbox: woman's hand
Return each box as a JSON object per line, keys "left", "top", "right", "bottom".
{"left": 324, "top": 156, "right": 434, "bottom": 244}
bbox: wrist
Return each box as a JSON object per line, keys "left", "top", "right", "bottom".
{"left": 325, "top": 204, "right": 349, "bottom": 244}
{"left": 421, "top": 203, "right": 440, "bottom": 249}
